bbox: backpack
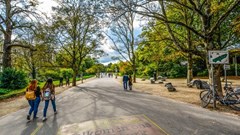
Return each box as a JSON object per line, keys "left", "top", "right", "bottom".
{"left": 25, "top": 89, "right": 36, "bottom": 100}
{"left": 44, "top": 88, "right": 51, "bottom": 100}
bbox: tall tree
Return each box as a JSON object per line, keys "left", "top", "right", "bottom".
{"left": 51, "top": 0, "right": 104, "bottom": 86}
{"left": 0, "top": 0, "right": 41, "bottom": 68}
{"left": 120, "top": 0, "right": 240, "bottom": 95}
{"left": 12, "top": 25, "right": 56, "bottom": 79}
{"left": 107, "top": 0, "right": 138, "bottom": 82}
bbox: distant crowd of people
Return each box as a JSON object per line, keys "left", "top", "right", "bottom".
{"left": 96, "top": 72, "right": 117, "bottom": 79}
{"left": 96, "top": 72, "right": 133, "bottom": 91}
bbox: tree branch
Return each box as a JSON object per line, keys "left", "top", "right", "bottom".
{"left": 8, "top": 43, "right": 36, "bottom": 51}
{"left": 209, "top": 0, "right": 240, "bottom": 34}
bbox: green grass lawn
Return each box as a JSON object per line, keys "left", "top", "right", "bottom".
{"left": 0, "top": 75, "right": 94, "bottom": 100}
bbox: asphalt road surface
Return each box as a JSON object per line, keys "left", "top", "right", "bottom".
{"left": 0, "top": 77, "right": 240, "bottom": 135}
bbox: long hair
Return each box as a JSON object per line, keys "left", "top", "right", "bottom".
{"left": 43, "top": 78, "right": 54, "bottom": 91}
{"left": 28, "top": 79, "right": 37, "bottom": 91}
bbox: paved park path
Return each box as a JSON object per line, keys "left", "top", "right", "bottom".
{"left": 0, "top": 77, "right": 240, "bottom": 135}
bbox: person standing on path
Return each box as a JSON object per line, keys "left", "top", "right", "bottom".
{"left": 66, "top": 76, "right": 70, "bottom": 86}
{"left": 59, "top": 77, "right": 63, "bottom": 87}
{"left": 128, "top": 75, "right": 133, "bottom": 90}
{"left": 42, "top": 78, "right": 57, "bottom": 121}
{"left": 122, "top": 74, "right": 129, "bottom": 90}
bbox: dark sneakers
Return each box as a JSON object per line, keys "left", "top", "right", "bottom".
{"left": 27, "top": 115, "right": 30, "bottom": 120}
{"left": 33, "top": 116, "right": 39, "bottom": 120}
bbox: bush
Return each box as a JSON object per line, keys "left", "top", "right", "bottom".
{"left": 0, "top": 89, "right": 10, "bottom": 95}
{"left": 60, "top": 68, "right": 73, "bottom": 78}
{"left": 167, "top": 64, "right": 187, "bottom": 78}
{"left": 197, "top": 69, "right": 208, "bottom": 77}
{"left": 0, "top": 68, "right": 28, "bottom": 89}
{"left": 41, "top": 70, "right": 60, "bottom": 80}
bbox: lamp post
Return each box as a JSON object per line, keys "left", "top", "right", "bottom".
{"left": 115, "top": 66, "right": 118, "bottom": 79}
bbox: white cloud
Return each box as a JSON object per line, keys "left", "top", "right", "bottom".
{"left": 100, "top": 38, "right": 115, "bottom": 54}
{"left": 98, "top": 38, "right": 119, "bottom": 64}
{"left": 37, "top": 0, "right": 58, "bottom": 17}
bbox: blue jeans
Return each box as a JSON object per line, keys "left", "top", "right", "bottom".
{"left": 28, "top": 100, "right": 35, "bottom": 116}
{"left": 43, "top": 98, "right": 57, "bottom": 117}
{"left": 123, "top": 81, "right": 128, "bottom": 90}
{"left": 33, "top": 97, "right": 40, "bottom": 118}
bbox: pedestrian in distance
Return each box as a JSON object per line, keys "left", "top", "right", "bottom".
{"left": 128, "top": 75, "right": 133, "bottom": 90}
{"left": 59, "top": 76, "right": 63, "bottom": 87}
{"left": 66, "top": 76, "right": 70, "bottom": 86}
{"left": 122, "top": 73, "right": 129, "bottom": 90}
{"left": 42, "top": 78, "right": 57, "bottom": 121}
{"left": 25, "top": 79, "right": 39, "bottom": 121}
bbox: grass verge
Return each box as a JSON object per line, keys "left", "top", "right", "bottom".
{"left": 0, "top": 75, "right": 94, "bottom": 101}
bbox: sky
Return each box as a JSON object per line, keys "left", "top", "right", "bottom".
{"left": 37, "top": 0, "right": 143, "bottom": 65}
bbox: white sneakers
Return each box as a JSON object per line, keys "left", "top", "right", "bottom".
{"left": 42, "top": 117, "right": 47, "bottom": 121}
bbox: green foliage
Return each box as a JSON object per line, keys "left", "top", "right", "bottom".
{"left": 0, "top": 88, "right": 26, "bottom": 100}
{"left": 86, "top": 64, "right": 105, "bottom": 74}
{"left": 225, "top": 64, "right": 240, "bottom": 76}
{"left": 40, "top": 70, "right": 60, "bottom": 80}
{"left": 0, "top": 68, "right": 28, "bottom": 89}
{"left": 60, "top": 68, "right": 73, "bottom": 78}
{"left": 165, "top": 63, "right": 187, "bottom": 78}
{"left": 197, "top": 70, "right": 209, "bottom": 77}
{"left": 0, "top": 89, "right": 10, "bottom": 95}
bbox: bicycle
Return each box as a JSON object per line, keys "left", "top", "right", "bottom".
{"left": 200, "top": 82, "right": 240, "bottom": 111}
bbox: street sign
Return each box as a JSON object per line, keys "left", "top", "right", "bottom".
{"left": 224, "top": 64, "right": 230, "bottom": 70}
{"left": 209, "top": 51, "right": 229, "bottom": 64}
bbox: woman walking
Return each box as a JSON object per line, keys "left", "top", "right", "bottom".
{"left": 33, "top": 85, "right": 41, "bottom": 119}
{"left": 42, "top": 78, "right": 57, "bottom": 121}
{"left": 26, "top": 80, "right": 38, "bottom": 121}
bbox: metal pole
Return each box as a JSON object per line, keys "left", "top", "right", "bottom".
{"left": 235, "top": 55, "right": 238, "bottom": 76}
{"left": 211, "top": 64, "right": 216, "bottom": 108}
{"left": 224, "top": 64, "right": 227, "bottom": 88}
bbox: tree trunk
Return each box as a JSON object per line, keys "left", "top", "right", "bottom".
{"left": 3, "top": 28, "right": 12, "bottom": 68}
{"left": 133, "top": 67, "right": 136, "bottom": 83}
{"left": 32, "top": 63, "right": 36, "bottom": 79}
{"left": 203, "top": 0, "right": 223, "bottom": 97}
{"left": 3, "top": 0, "right": 12, "bottom": 68}
{"left": 81, "top": 72, "right": 83, "bottom": 83}
{"left": 187, "top": 53, "right": 193, "bottom": 84}
{"left": 207, "top": 63, "right": 223, "bottom": 97}
{"left": 2, "top": 44, "right": 11, "bottom": 68}
{"left": 72, "top": 70, "right": 77, "bottom": 86}
{"left": 132, "top": 60, "right": 137, "bottom": 83}
{"left": 215, "top": 65, "right": 223, "bottom": 97}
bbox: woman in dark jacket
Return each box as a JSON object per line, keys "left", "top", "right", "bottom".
{"left": 33, "top": 85, "right": 41, "bottom": 119}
